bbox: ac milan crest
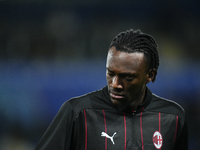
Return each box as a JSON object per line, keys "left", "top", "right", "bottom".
{"left": 152, "top": 131, "right": 163, "bottom": 149}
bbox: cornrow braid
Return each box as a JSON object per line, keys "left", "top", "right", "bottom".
{"left": 109, "top": 29, "right": 159, "bottom": 82}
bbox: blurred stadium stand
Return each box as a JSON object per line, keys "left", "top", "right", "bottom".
{"left": 0, "top": 1, "right": 200, "bottom": 149}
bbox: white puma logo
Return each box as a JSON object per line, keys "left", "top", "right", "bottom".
{"left": 101, "top": 132, "right": 117, "bottom": 145}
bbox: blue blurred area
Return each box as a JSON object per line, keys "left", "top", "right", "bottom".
{"left": 0, "top": 1, "right": 200, "bottom": 149}
{"left": 1, "top": 60, "right": 200, "bottom": 149}
{"left": 0, "top": 60, "right": 106, "bottom": 131}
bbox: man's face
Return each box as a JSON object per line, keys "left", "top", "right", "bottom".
{"left": 106, "top": 46, "right": 150, "bottom": 110}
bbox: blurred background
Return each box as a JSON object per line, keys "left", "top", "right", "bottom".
{"left": 0, "top": 0, "right": 200, "bottom": 149}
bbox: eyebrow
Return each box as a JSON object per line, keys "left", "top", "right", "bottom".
{"left": 106, "top": 68, "right": 136, "bottom": 76}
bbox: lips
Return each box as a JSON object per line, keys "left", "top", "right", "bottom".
{"left": 110, "top": 92, "right": 125, "bottom": 99}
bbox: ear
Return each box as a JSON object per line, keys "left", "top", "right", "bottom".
{"left": 145, "top": 70, "right": 155, "bottom": 84}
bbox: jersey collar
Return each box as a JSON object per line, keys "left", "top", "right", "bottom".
{"left": 102, "top": 86, "right": 152, "bottom": 114}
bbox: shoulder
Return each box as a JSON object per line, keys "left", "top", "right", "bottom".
{"left": 147, "top": 93, "right": 185, "bottom": 118}
{"left": 68, "top": 88, "right": 103, "bottom": 106}
{"left": 61, "top": 87, "right": 111, "bottom": 115}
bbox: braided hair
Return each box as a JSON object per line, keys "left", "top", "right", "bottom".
{"left": 109, "top": 29, "right": 159, "bottom": 82}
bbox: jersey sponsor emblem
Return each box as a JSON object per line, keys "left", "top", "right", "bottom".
{"left": 101, "top": 132, "right": 117, "bottom": 145}
{"left": 153, "top": 131, "right": 163, "bottom": 149}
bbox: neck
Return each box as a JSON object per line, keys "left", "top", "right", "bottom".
{"left": 130, "top": 86, "right": 146, "bottom": 110}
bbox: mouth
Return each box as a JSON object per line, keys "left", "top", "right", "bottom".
{"left": 110, "top": 92, "right": 125, "bottom": 99}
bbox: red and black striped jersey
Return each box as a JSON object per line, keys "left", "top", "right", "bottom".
{"left": 35, "top": 86, "right": 188, "bottom": 150}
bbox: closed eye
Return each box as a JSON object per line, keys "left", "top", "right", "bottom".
{"left": 107, "top": 69, "right": 114, "bottom": 77}
{"left": 124, "top": 76, "right": 134, "bottom": 81}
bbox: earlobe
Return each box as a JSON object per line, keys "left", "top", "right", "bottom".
{"left": 145, "top": 70, "right": 155, "bottom": 83}
{"left": 145, "top": 76, "right": 152, "bottom": 83}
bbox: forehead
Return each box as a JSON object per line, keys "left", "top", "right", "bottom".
{"left": 106, "top": 47, "right": 147, "bottom": 73}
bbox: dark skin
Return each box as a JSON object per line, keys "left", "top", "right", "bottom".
{"left": 106, "top": 46, "right": 155, "bottom": 110}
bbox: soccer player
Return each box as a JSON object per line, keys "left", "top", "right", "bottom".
{"left": 35, "top": 29, "right": 188, "bottom": 150}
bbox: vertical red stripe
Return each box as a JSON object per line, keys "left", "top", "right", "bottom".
{"left": 159, "top": 112, "right": 161, "bottom": 150}
{"left": 84, "top": 109, "right": 87, "bottom": 150}
{"left": 140, "top": 111, "right": 144, "bottom": 150}
{"left": 102, "top": 110, "right": 107, "bottom": 150}
{"left": 174, "top": 116, "right": 178, "bottom": 142}
{"left": 159, "top": 112, "right": 161, "bottom": 132}
{"left": 123, "top": 113, "right": 127, "bottom": 150}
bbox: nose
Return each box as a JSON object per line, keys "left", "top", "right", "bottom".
{"left": 111, "top": 76, "right": 123, "bottom": 89}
